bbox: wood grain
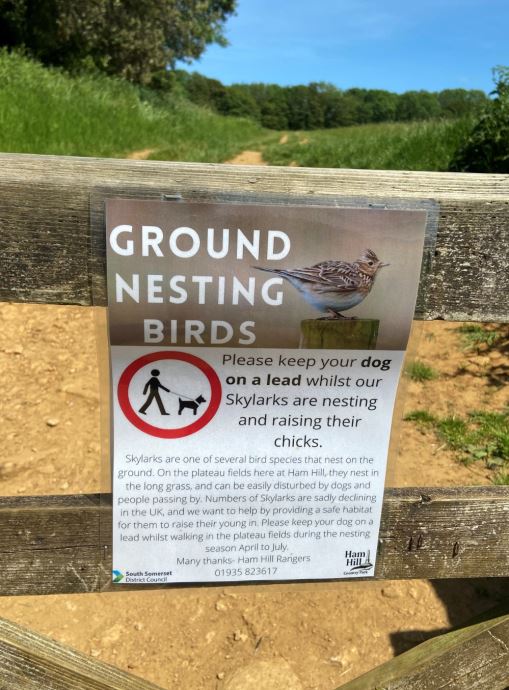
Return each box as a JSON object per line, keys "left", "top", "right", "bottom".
{"left": 0, "top": 488, "right": 508, "bottom": 596}
{"left": 299, "top": 319, "right": 379, "bottom": 348}
{"left": 0, "top": 616, "right": 164, "bottom": 689}
{"left": 0, "top": 153, "right": 508, "bottom": 320}
{"left": 335, "top": 606, "right": 509, "bottom": 690}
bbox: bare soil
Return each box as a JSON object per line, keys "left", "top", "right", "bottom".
{"left": 0, "top": 304, "right": 507, "bottom": 689}
{"left": 126, "top": 148, "right": 158, "bottom": 160}
{"left": 226, "top": 150, "right": 266, "bottom": 165}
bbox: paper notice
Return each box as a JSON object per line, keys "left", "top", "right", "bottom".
{"left": 106, "top": 199, "right": 426, "bottom": 584}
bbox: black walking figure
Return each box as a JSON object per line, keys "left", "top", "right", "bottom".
{"left": 139, "top": 369, "right": 170, "bottom": 415}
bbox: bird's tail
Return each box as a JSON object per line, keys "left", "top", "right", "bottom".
{"left": 252, "top": 266, "right": 281, "bottom": 274}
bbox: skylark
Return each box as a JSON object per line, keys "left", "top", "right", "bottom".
{"left": 256, "top": 248, "right": 389, "bottom": 319}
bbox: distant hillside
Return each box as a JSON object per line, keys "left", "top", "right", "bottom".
{"left": 0, "top": 51, "right": 270, "bottom": 161}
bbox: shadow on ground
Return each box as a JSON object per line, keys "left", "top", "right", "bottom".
{"left": 390, "top": 578, "right": 509, "bottom": 655}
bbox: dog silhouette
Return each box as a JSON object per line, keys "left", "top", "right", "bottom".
{"left": 178, "top": 394, "right": 206, "bottom": 416}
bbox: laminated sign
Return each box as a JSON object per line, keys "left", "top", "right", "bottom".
{"left": 107, "top": 199, "right": 427, "bottom": 585}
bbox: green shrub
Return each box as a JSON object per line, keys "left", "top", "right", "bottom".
{"left": 450, "top": 67, "right": 509, "bottom": 172}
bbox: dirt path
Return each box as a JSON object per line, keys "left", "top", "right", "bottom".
{"left": 127, "top": 146, "right": 270, "bottom": 165}
{"left": 126, "top": 147, "right": 158, "bottom": 160}
{"left": 226, "top": 150, "right": 266, "bottom": 165}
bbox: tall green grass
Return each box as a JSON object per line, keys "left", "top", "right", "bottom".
{"left": 0, "top": 51, "right": 271, "bottom": 161}
{"left": 262, "top": 119, "right": 475, "bottom": 171}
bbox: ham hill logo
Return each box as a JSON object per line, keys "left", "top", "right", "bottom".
{"left": 345, "top": 549, "right": 373, "bottom": 573}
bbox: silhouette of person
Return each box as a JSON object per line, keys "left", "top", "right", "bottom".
{"left": 139, "top": 369, "right": 170, "bottom": 415}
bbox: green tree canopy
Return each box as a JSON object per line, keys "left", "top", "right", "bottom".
{"left": 0, "top": 0, "right": 236, "bottom": 83}
{"left": 438, "top": 88, "right": 487, "bottom": 118}
{"left": 395, "top": 90, "right": 441, "bottom": 121}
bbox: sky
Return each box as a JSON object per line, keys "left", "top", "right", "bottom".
{"left": 183, "top": 0, "right": 509, "bottom": 93}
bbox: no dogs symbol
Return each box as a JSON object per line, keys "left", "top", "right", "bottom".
{"left": 117, "top": 351, "right": 222, "bottom": 438}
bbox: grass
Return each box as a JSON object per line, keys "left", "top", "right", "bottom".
{"left": 404, "top": 410, "right": 436, "bottom": 424}
{"left": 492, "top": 473, "right": 509, "bottom": 485}
{"left": 405, "top": 408, "right": 509, "bottom": 482}
{"left": 262, "top": 119, "right": 475, "bottom": 171}
{"left": 0, "top": 51, "right": 477, "bottom": 171}
{"left": 457, "top": 324, "right": 502, "bottom": 351}
{"left": 405, "top": 360, "right": 439, "bottom": 382}
{"left": 0, "top": 51, "right": 274, "bottom": 162}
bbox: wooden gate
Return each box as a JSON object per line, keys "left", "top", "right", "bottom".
{"left": 0, "top": 153, "right": 508, "bottom": 689}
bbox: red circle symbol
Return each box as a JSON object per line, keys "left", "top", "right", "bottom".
{"left": 117, "top": 351, "right": 222, "bottom": 438}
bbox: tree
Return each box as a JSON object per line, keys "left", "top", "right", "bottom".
{"left": 322, "top": 90, "right": 359, "bottom": 127}
{"left": 216, "top": 86, "right": 261, "bottom": 120}
{"left": 237, "top": 83, "right": 289, "bottom": 129}
{"left": 363, "top": 90, "right": 398, "bottom": 122}
{"left": 174, "top": 71, "right": 227, "bottom": 109}
{"left": 438, "top": 88, "right": 487, "bottom": 118}
{"left": 0, "top": 0, "right": 237, "bottom": 84}
{"left": 284, "top": 85, "right": 326, "bottom": 129}
{"left": 396, "top": 91, "right": 441, "bottom": 121}
{"left": 450, "top": 67, "right": 509, "bottom": 173}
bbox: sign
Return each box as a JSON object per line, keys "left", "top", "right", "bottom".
{"left": 107, "top": 199, "right": 426, "bottom": 584}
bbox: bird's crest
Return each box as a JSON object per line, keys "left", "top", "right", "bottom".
{"left": 359, "top": 248, "right": 379, "bottom": 263}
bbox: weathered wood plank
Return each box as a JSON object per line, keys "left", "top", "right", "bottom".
{"left": 335, "top": 605, "right": 509, "bottom": 690}
{"left": 376, "top": 487, "right": 509, "bottom": 580}
{"left": 0, "top": 616, "right": 164, "bottom": 690}
{"left": 0, "top": 153, "right": 508, "bottom": 320}
{"left": 0, "top": 487, "right": 508, "bottom": 596}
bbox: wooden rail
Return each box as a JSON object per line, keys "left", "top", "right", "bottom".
{"left": 335, "top": 604, "right": 509, "bottom": 690}
{"left": 0, "top": 487, "right": 508, "bottom": 596}
{"left": 0, "top": 153, "right": 508, "bottom": 321}
{"left": 0, "top": 617, "right": 164, "bottom": 690}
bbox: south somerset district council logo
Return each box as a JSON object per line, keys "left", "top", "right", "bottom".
{"left": 117, "top": 351, "right": 222, "bottom": 438}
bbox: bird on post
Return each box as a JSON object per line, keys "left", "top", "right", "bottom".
{"left": 255, "top": 248, "right": 389, "bottom": 319}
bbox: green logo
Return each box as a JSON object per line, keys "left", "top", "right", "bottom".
{"left": 112, "top": 569, "right": 124, "bottom": 583}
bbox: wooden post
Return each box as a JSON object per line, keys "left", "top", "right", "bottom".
{"left": 300, "top": 319, "right": 379, "bottom": 349}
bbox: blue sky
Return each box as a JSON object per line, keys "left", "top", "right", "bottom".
{"left": 183, "top": 0, "right": 508, "bottom": 93}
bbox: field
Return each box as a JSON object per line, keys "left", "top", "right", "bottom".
{"left": 0, "top": 52, "right": 508, "bottom": 690}
{"left": 262, "top": 119, "right": 474, "bottom": 171}
{"left": 0, "top": 51, "right": 475, "bottom": 171}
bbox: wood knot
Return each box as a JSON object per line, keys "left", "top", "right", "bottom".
{"left": 408, "top": 534, "right": 425, "bottom": 552}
